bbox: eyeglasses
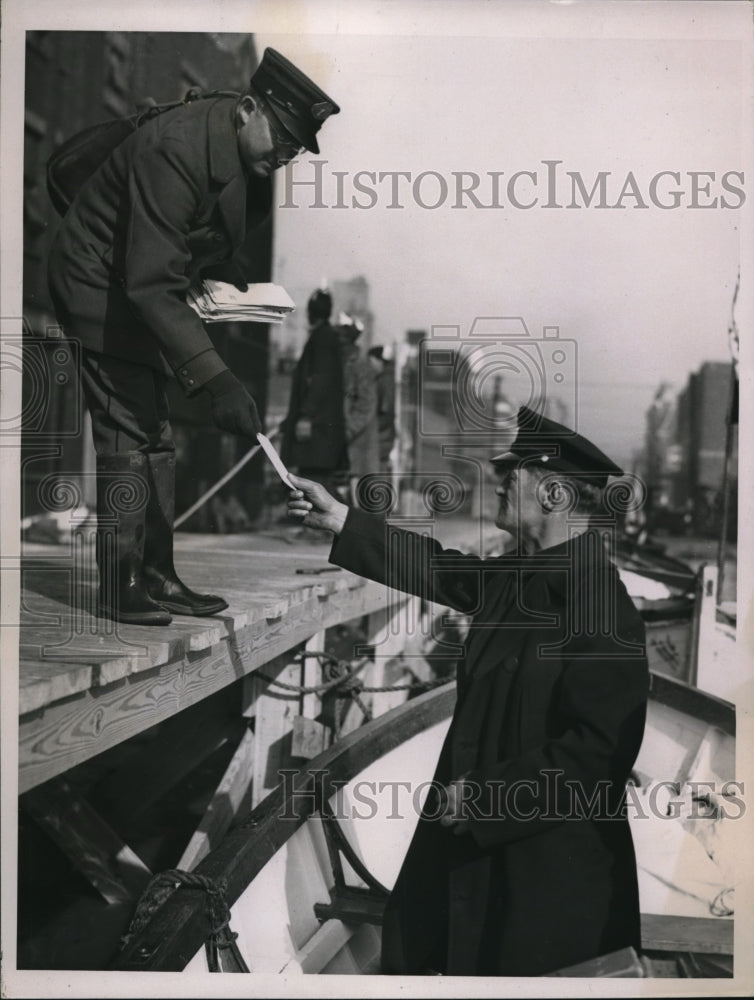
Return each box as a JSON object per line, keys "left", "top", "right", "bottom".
{"left": 495, "top": 467, "right": 519, "bottom": 488}
{"left": 262, "top": 106, "right": 305, "bottom": 162}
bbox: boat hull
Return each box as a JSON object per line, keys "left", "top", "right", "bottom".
{"left": 113, "top": 673, "right": 735, "bottom": 977}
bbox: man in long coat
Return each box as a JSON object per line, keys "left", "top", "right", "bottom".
{"left": 336, "top": 316, "right": 379, "bottom": 506}
{"left": 48, "top": 48, "right": 339, "bottom": 625}
{"left": 367, "top": 345, "right": 397, "bottom": 473}
{"left": 287, "top": 405, "right": 650, "bottom": 976}
{"left": 280, "top": 288, "right": 348, "bottom": 496}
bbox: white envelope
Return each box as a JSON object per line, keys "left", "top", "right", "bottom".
{"left": 256, "top": 433, "right": 295, "bottom": 488}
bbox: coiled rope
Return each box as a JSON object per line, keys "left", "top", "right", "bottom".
{"left": 255, "top": 649, "right": 451, "bottom": 735}
{"left": 121, "top": 869, "right": 247, "bottom": 972}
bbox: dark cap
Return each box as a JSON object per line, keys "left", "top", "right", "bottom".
{"left": 251, "top": 47, "right": 340, "bottom": 154}
{"left": 490, "top": 405, "right": 623, "bottom": 488}
{"left": 307, "top": 287, "right": 332, "bottom": 322}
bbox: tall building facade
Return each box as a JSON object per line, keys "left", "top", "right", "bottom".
{"left": 641, "top": 361, "right": 737, "bottom": 537}
{"left": 675, "top": 361, "right": 737, "bottom": 537}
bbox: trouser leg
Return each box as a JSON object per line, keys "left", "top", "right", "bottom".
{"left": 79, "top": 349, "right": 175, "bottom": 457}
{"left": 79, "top": 350, "right": 229, "bottom": 617}
{"left": 95, "top": 452, "right": 172, "bottom": 625}
{"left": 142, "top": 452, "right": 229, "bottom": 616}
{"left": 79, "top": 351, "right": 175, "bottom": 625}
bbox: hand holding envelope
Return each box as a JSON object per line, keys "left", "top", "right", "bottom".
{"left": 256, "top": 433, "right": 295, "bottom": 488}
{"left": 256, "top": 434, "right": 349, "bottom": 535}
{"left": 286, "top": 475, "right": 349, "bottom": 536}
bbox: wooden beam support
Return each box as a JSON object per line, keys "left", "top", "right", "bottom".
{"left": 550, "top": 946, "right": 645, "bottom": 977}
{"left": 647, "top": 671, "right": 735, "bottom": 737}
{"left": 95, "top": 708, "right": 243, "bottom": 829}
{"left": 313, "top": 885, "right": 388, "bottom": 926}
{"left": 177, "top": 728, "right": 256, "bottom": 872}
{"left": 640, "top": 912, "right": 733, "bottom": 956}
{"left": 690, "top": 563, "right": 718, "bottom": 690}
{"left": 251, "top": 654, "right": 302, "bottom": 807}
{"left": 21, "top": 779, "right": 152, "bottom": 904}
{"left": 364, "top": 600, "right": 418, "bottom": 719}
{"left": 301, "top": 629, "right": 327, "bottom": 721}
{"left": 280, "top": 919, "right": 353, "bottom": 975}
{"left": 19, "top": 580, "right": 395, "bottom": 793}
{"left": 291, "top": 716, "right": 330, "bottom": 760}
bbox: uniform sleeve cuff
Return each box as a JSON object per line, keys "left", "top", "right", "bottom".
{"left": 173, "top": 350, "right": 228, "bottom": 395}
{"left": 329, "top": 507, "right": 383, "bottom": 558}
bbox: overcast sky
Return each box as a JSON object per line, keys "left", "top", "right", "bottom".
{"left": 0, "top": 0, "right": 750, "bottom": 471}
{"left": 254, "top": 6, "right": 748, "bottom": 466}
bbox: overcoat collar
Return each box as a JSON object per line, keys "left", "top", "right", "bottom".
{"left": 519, "top": 529, "right": 608, "bottom": 602}
{"left": 466, "top": 531, "right": 608, "bottom": 683}
{"left": 207, "top": 98, "right": 247, "bottom": 248}
{"left": 207, "top": 98, "right": 244, "bottom": 184}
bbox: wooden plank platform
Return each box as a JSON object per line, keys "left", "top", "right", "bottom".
{"left": 19, "top": 519, "right": 486, "bottom": 794}
{"left": 18, "top": 527, "right": 394, "bottom": 793}
{"left": 640, "top": 912, "right": 734, "bottom": 956}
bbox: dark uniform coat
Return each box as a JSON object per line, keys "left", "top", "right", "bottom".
{"left": 48, "top": 96, "right": 271, "bottom": 393}
{"left": 280, "top": 321, "right": 348, "bottom": 472}
{"left": 329, "top": 509, "right": 649, "bottom": 977}
{"left": 374, "top": 360, "right": 396, "bottom": 469}
{"left": 341, "top": 340, "right": 379, "bottom": 480}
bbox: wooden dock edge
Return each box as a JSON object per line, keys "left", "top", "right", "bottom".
{"left": 19, "top": 579, "right": 393, "bottom": 793}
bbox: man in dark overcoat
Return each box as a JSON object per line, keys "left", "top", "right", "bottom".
{"left": 367, "top": 345, "right": 397, "bottom": 473}
{"left": 280, "top": 288, "right": 348, "bottom": 498}
{"left": 287, "top": 405, "right": 650, "bottom": 976}
{"left": 48, "top": 48, "right": 339, "bottom": 625}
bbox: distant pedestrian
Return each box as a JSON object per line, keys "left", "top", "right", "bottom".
{"left": 281, "top": 288, "right": 348, "bottom": 498}
{"left": 337, "top": 316, "right": 379, "bottom": 506}
{"left": 368, "top": 346, "right": 397, "bottom": 473}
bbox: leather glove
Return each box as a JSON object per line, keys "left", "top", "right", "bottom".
{"left": 201, "top": 261, "right": 248, "bottom": 292}
{"left": 227, "top": 260, "right": 249, "bottom": 293}
{"left": 203, "top": 370, "right": 261, "bottom": 438}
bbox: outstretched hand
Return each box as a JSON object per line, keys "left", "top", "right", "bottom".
{"left": 287, "top": 475, "right": 349, "bottom": 535}
{"left": 203, "top": 369, "right": 261, "bottom": 438}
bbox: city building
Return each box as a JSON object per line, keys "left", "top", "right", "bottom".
{"left": 640, "top": 361, "right": 737, "bottom": 538}
{"left": 675, "top": 361, "right": 737, "bottom": 538}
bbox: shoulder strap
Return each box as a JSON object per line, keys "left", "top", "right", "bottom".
{"left": 134, "top": 87, "right": 240, "bottom": 125}
{"left": 46, "top": 87, "right": 240, "bottom": 217}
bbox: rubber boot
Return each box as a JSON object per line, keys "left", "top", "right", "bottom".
{"left": 143, "top": 452, "right": 229, "bottom": 616}
{"left": 96, "top": 453, "right": 173, "bottom": 626}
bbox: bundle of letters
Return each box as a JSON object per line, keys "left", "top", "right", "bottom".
{"left": 187, "top": 280, "right": 296, "bottom": 324}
